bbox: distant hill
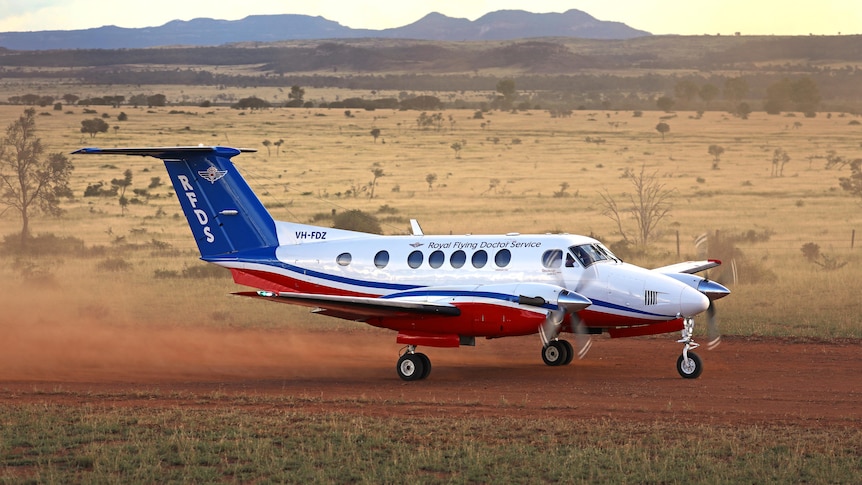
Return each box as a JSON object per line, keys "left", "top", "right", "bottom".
{"left": 0, "top": 10, "right": 650, "bottom": 50}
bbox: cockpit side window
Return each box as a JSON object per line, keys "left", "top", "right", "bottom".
{"left": 571, "top": 244, "right": 609, "bottom": 267}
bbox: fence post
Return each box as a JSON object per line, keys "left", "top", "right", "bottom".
{"left": 852, "top": 229, "right": 856, "bottom": 250}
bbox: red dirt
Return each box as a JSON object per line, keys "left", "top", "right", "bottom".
{"left": 0, "top": 318, "right": 859, "bottom": 427}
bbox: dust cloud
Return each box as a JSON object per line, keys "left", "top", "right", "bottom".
{"left": 0, "top": 285, "right": 395, "bottom": 383}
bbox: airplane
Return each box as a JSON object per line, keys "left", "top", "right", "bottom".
{"left": 72, "top": 146, "right": 730, "bottom": 381}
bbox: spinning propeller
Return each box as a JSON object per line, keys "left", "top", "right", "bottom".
{"left": 697, "top": 279, "right": 730, "bottom": 350}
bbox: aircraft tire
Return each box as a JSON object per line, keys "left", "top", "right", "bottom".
{"left": 560, "top": 340, "right": 575, "bottom": 365}
{"left": 397, "top": 353, "right": 426, "bottom": 381}
{"left": 676, "top": 352, "right": 703, "bottom": 379}
{"left": 541, "top": 340, "right": 569, "bottom": 367}
{"left": 416, "top": 353, "right": 432, "bottom": 380}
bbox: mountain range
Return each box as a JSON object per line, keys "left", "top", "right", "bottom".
{"left": 0, "top": 10, "right": 650, "bottom": 51}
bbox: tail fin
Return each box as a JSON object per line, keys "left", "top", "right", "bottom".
{"left": 72, "top": 147, "right": 279, "bottom": 258}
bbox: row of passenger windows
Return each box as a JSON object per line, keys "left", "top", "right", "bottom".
{"left": 336, "top": 249, "right": 514, "bottom": 269}
{"left": 335, "top": 245, "right": 617, "bottom": 270}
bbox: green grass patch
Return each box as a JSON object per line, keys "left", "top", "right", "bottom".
{"left": 1, "top": 402, "right": 859, "bottom": 483}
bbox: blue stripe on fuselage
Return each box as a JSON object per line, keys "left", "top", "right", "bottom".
{"left": 207, "top": 252, "right": 676, "bottom": 319}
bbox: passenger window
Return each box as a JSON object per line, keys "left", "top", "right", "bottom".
{"left": 450, "top": 250, "right": 466, "bottom": 268}
{"left": 429, "top": 250, "right": 445, "bottom": 268}
{"left": 495, "top": 249, "right": 511, "bottom": 267}
{"left": 374, "top": 250, "right": 389, "bottom": 269}
{"left": 472, "top": 250, "right": 488, "bottom": 268}
{"left": 407, "top": 250, "right": 423, "bottom": 269}
{"left": 542, "top": 249, "right": 563, "bottom": 268}
{"left": 336, "top": 252, "right": 352, "bottom": 266}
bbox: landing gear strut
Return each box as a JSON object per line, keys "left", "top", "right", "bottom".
{"left": 676, "top": 316, "right": 703, "bottom": 379}
{"left": 396, "top": 345, "right": 431, "bottom": 381}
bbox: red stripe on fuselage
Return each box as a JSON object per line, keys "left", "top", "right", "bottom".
{"left": 229, "top": 267, "right": 681, "bottom": 337}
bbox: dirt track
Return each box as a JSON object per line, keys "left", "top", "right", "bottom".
{"left": 0, "top": 321, "right": 859, "bottom": 428}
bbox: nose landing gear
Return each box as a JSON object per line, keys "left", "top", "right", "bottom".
{"left": 676, "top": 316, "right": 703, "bottom": 378}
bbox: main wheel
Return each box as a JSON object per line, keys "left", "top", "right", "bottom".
{"left": 676, "top": 351, "right": 703, "bottom": 379}
{"left": 559, "top": 340, "right": 574, "bottom": 365}
{"left": 416, "top": 352, "right": 432, "bottom": 380}
{"left": 397, "top": 353, "right": 426, "bottom": 381}
{"left": 542, "top": 340, "right": 570, "bottom": 366}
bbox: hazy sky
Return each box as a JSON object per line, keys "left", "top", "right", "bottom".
{"left": 0, "top": 0, "right": 859, "bottom": 36}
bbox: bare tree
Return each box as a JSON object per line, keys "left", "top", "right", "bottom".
{"left": 600, "top": 165, "right": 674, "bottom": 247}
{"left": 772, "top": 148, "right": 790, "bottom": 177}
{"left": 0, "top": 108, "right": 74, "bottom": 247}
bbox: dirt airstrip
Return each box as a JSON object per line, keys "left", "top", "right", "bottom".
{"left": 0, "top": 320, "right": 859, "bottom": 428}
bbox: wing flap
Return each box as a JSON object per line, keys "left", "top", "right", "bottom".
{"left": 234, "top": 291, "right": 461, "bottom": 321}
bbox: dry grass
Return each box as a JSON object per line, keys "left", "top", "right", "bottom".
{"left": 0, "top": 102, "right": 860, "bottom": 338}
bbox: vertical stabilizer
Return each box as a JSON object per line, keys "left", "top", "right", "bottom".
{"left": 72, "top": 146, "right": 278, "bottom": 258}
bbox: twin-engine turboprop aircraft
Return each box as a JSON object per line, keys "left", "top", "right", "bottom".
{"left": 73, "top": 146, "right": 730, "bottom": 381}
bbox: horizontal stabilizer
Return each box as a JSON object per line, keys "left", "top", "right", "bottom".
{"left": 72, "top": 146, "right": 257, "bottom": 159}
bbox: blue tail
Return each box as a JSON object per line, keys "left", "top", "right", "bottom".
{"left": 72, "top": 147, "right": 279, "bottom": 258}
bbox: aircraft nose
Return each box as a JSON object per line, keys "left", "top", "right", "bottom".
{"left": 679, "top": 285, "right": 710, "bottom": 317}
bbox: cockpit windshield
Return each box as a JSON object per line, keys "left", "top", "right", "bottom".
{"left": 569, "top": 243, "right": 620, "bottom": 267}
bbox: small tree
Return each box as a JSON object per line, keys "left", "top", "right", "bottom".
{"left": 0, "top": 109, "right": 74, "bottom": 247}
{"left": 80, "top": 118, "right": 109, "bottom": 137}
{"left": 839, "top": 159, "right": 862, "bottom": 200}
{"left": 368, "top": 168, "right": 385, "bottom": 199}
{"left": 111, "top": 169, "right": 133, "bottom": 216}
{"left": 370, "top": 128, "right": 381, "bottom": 143}
{"left": 655, "top": 122, "right": 670, "bottom": 140}
{"left": 772, "top": 148, "right": 790, "bottom": 177}
{"left": 288, "top": 85, "right": 305, "bottom": 103}
{"left": 495, "top": 78, "right": 516, "bottom": 110}
{"left": 450, "top": 141, "right": 462, "bottom": 159}
{"left": 708, "top": 145, "right": 725, "bottom": 170}
{"left": 600, "top": 165, "right": 674, "bottom": 247}
{"left": 274, "top": 139, "right": 284, "bottom": 157}
{"left": 262, "top": 140, "right": 272, "bottom": 156}
{"left": 656, "top": 96, "right": 675, "bottom": 112}
{"left": 425, "top": 173, "right": 437, "bottom": 191}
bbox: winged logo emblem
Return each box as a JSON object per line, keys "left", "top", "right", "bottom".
{"left": 198, "top": 166, "right": 227, "bottom": 183}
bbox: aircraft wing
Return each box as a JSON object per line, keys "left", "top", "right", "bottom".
{"left": 652, "top": 259, "right": 721, "bottom": 275}
{"left": 234, "top": 291, "right": 461, "bottom": 321}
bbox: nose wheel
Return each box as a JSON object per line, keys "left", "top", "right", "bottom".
{"left": 676, "top": 351, "right": 702, "bottom": 378}
{"left": 676, "top": 316, "right": 703, "bottom": 379}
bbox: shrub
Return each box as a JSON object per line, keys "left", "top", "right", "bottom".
{"left": 332, "top": 210, "right": 382, "bottom": 234}
{"left": 96, "top": 257, "right": 133, "bottom": 272}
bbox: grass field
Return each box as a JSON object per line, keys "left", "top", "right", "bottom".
{"left": 2, "top": 397, "right": 860, "bottom": 483}
{"left": 1, "top": 98, "right": 860, "bottom": 482}
{"left": 1, "top": 101, "right": 859, "bottom": 336}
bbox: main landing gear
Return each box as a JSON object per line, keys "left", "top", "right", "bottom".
{"left": 541, "top": 339, "right": 574, "bottom": 366}
{"left": 676, "top": 316, "right": 703, "bottom": 379}
{"left": 396, "top": 346, "right": 431, "bottom": 381}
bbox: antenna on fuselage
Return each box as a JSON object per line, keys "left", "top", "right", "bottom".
{"left": 410, "top": 219, "right": 424, "bottom": 236}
